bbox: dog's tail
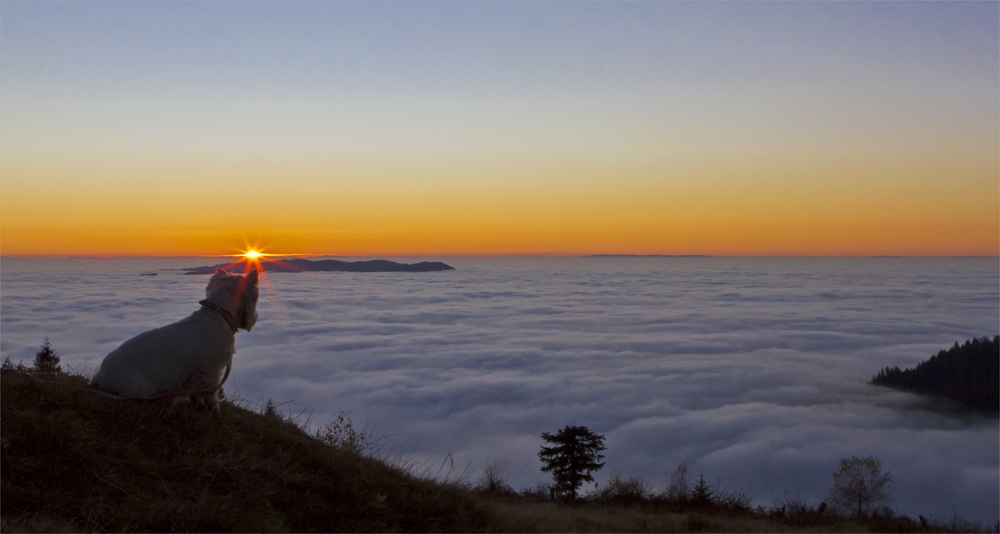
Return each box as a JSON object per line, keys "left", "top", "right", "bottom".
{"left": 219, "top": 361, "right": 232, "bottom": 388}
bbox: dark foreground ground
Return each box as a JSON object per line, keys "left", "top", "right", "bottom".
{"left": 2, "top": 369, "right": 995, "bottom": 533}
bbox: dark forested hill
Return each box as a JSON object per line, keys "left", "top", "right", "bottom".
{"left": 871, "top": 336, "right": 999, "bottom": 414}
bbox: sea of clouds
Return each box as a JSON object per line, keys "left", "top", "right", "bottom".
{"left": 2, "top": 256, "right": 997, "bottom": 522}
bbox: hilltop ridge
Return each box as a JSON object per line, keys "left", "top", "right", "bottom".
{"left": 0, "top": 369, "right": 492, "bottom": 532}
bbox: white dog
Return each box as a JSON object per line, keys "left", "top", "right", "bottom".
{"left": 90, "top": 268, "right": 259, "bottom": 410}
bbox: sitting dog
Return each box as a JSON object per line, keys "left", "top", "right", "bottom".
{"left": 90, "top": 268, "right": 259, "bottom": 410}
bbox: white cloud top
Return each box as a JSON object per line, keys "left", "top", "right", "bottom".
{"left": 2, "top": 256, "right": 997, "bottom": 522}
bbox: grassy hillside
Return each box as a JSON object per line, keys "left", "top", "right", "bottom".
{"left": 2, "top": 368, "right": 994, "bottom": 533}
{"left": 0, "top": 369, "right": 496, "bottom": 532}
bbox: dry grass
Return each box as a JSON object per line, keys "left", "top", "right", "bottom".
{"left": 487, "top": 501, "right": 851, "bottom": 533}
{"left": 483, "top": 500, "right": 998, "bottom": 533}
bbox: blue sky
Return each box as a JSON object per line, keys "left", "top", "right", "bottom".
{"left": 2, "top": 1, "right": 997, "bottom": 256}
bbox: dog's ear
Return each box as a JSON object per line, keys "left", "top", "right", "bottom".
{"left": 247, "top": 269, "right": 259, "bottom": 286}
{"left": 206, "top": 268, "right": 228, "bottom": 295}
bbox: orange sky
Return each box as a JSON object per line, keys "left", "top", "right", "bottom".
{"left": 2, "top": 2, "right": 998, "bottom": 257}
{"left": 3, "top": 151, "right": 996, "bottom": 257}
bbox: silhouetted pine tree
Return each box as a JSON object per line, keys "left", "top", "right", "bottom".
{"left": 538, "top": 425, "right": 606, "bottom": 500}
{"left": 32, "top": 339, "right": 61, "bottom": 373}
{"left": 871, "top": 336, "right": 998, "bottom": 413}
{"left": 264, "top": 399, "right": 279, "bottom": 418}
{"left": 690, "top": 474, "right": 715, "bottom": 509}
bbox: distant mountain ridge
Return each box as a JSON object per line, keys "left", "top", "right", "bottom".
{"left": 871, "top": 336, "right": 999, "bottom": 414}
{"left": 585, "top": 254, "right": 710, "bottom": 258}
{"left": 182, "top": 258, "right": 454, "bottom": 275}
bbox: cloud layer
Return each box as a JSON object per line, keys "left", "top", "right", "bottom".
{"left": 2, "top": 256, "right": 997, "bottom": 522}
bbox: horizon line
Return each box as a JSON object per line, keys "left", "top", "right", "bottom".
{"left": 2, "top": 253, "right": 998, "bottom": 260}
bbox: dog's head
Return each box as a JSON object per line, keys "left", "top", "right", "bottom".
{"left": 205, "top": 269, "right": 260, "bottom": 331}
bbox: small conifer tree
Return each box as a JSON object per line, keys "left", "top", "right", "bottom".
{"left": 32, "top": 338, "right": 61, "bottom": 373}
{"left": 538, "top": 424, "right": 606, "bottom": 500}
{"left": 264, "top": 398, "right": 279, "bottom": 418}
{"left": 691, "top": 474, "right": 715, "bottom": 508}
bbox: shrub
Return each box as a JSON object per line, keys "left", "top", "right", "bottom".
{"left": 771, "top": 492, "right": 811, "bottom": 516}
{"left": 663, "top": 461, "right": 692, "bottom": 502}
{"left": 827, "top": 455, "right": 894, "bottom": 518}
{"left": 519, "top": 482, "right": 555, "bottom": 501}
{"left": 315, "top": 411, "right": 378, "bottom": 456}
{"left": 474, "top": 460, "right": 517, "bottom": 497}
{"left": 590, "top": 470, "right": 652, "bottom": 505}
{"left": 716, "top": 488, "right": 754, "bottom": 513}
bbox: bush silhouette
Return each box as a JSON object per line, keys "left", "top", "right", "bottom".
{"left": 827, "top": 455, "right": 893, "bottom": 518}
{"left": 474, "top": 460, "right": 516, "bottom": 497}
{"left": 664, "top": 462, "right": 692, "bottom": 502}
{"left": 591, "top": 471, "right": 652, "bottom": 506}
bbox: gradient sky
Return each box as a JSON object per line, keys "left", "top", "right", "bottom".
{"left": 2, "top": 1, "right": 997, "bottom": 256}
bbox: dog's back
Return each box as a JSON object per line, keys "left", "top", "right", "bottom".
{"left": 90, "top": 269, "right": 258, "bottom": 400}
{"left": 90, "top": 309, "right": 236, "bottom": 398}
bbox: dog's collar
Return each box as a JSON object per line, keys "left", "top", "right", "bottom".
{"left": 199, "top": 300, "right": 239, "bottom": 333}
